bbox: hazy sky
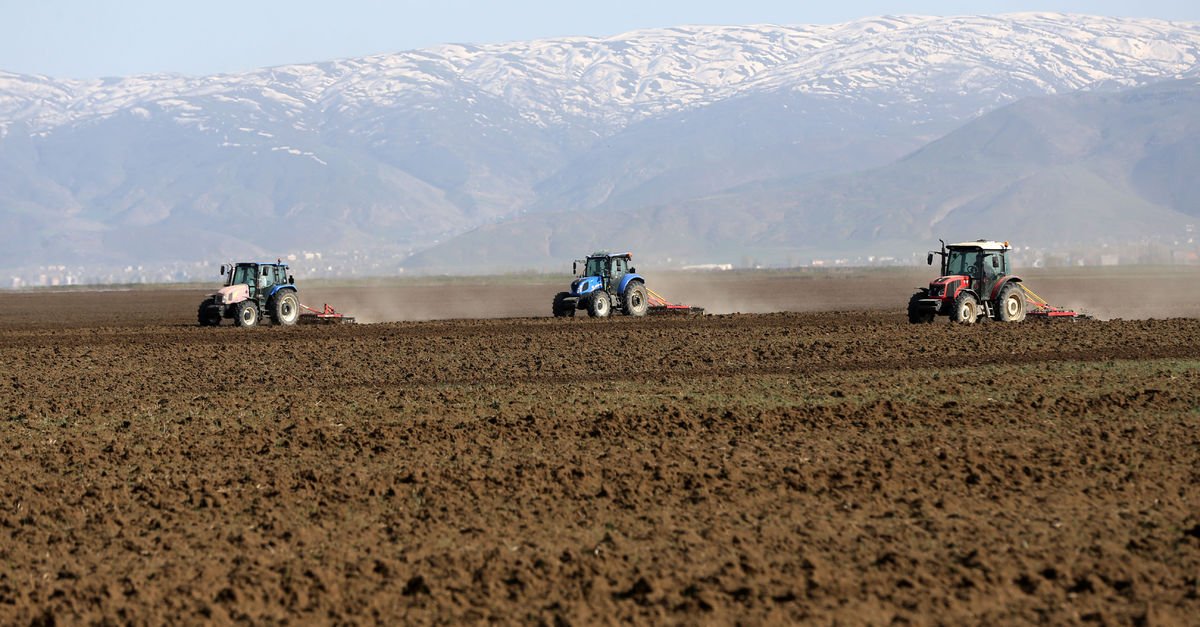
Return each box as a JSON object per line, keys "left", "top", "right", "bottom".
{"left": 4, "top": 0, "right": 1198, "bottom": 78}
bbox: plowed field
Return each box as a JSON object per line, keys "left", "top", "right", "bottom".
{"left": 2, "top": 277, "right": 1199, "bottom": 624}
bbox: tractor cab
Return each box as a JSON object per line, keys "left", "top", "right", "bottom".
{"left": 221, "top": 262, "right": 293, "bottom": 298}
{"left": 574, "top": 252, "right": 633, "bottom": 292}
{"left": 935, "top": 241, "right": 1011, "bottom": 297}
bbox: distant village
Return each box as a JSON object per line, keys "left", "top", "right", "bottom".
{"left": 6, "top": 231, "right": 1198, "bottom": 289}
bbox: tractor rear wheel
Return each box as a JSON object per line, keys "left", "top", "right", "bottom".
{"left": 235, "top": 301, "right": 259, "bottom": 327}
{"left": 907, "top": 291, "right": 935, "bottom": 324}
{"left": 587, "top": 291, "right": 611, "bottom": 318}
{"left": 197, "top": 299, "right": 222, "bottom": 326}
{"left": 271, "top": 292, "right": 300, "bottom": 326}
{"left": 623, "top": 282, "right": 648, "bottom": 317}
{"left": 552, "top": 292, "right": 575, "bottom": 317}
{"left": 951, "top": 292, "right": 978, "bottom": 324}
{"left": 997, "top": 283, "right": 1026, "bottom": 322}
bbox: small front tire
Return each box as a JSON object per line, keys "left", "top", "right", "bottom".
{"left": 552, "top": 292, "right": 575, "bottom": 318}
{"left": 197, "top": 299, "right": 222, "bottom": 327}
{"left": 235, "top": 301, "right": 259, "bottom": 327}
{"left": 951, "top": 292, "right": 978, "bottom": 324}
{"left": 907, "top": 291, "right": 935, "bottom": 324}
{"left": 587, "top": 291, "right": 611, "bottom": 318}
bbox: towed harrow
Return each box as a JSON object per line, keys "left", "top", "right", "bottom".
{"left": 1020, "top": 284, "right": 1090, "bottom": 320}
{"left": 299, "top": 303, "right": 355, "bottom": 324}
{"left": 646, "top": 288, "right": 705, "bottom": 316}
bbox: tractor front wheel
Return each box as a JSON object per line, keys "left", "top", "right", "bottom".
{"left": 235, "top": 301, "right": 259, "bottom": 327}
{"left": 623, "top": 282, "right": 648, "bottom": 317}
{"left": 997, "top": 283, "right": 1026, "bottom": 323}
{"left": 907, "top": 291, "right": 935, "bottom": 324}
{"left": 197, "top": 299, "right": 222, "bottom": 326}
{"left": 587, "top": 291, "right": 611, "bottom": 318}
{"left": 272, "top": 292, "right": 300, "bottom": 326}
{"left": 552, "top": 292, "right": 575, "bottom": 317}
{"left": 952, "top": 292, "right": 978, "bottom": 324}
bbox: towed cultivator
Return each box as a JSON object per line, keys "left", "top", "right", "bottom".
{"left": 646, "top": 288, "right": 706, "bottom": 316}
{"left": 1019, "top": 284, "right": 1089, "bottom": 320}
{"left": 299, "top": 303, "right": 356, "bottom": 324}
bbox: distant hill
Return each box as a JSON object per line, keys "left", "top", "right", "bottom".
{"left": 410, "top": 76, "right": 1200, "bottom": 270}
{"left": 2, "top": 14, "right": 1199, "bottom": 275}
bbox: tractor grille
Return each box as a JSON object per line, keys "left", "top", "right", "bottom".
{"left": 930, "top": 280, "right": 959, "bottom": 299}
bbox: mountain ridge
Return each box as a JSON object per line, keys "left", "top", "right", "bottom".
{"left": 2, "top": 13, "right": 1200, "bottom": 278}
{"left": 409, "top": 75, "right": 1200, "bottom": 271}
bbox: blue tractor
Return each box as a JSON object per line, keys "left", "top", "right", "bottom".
{"left": 553, "top": 252, "right": 649, "bottom": 318}
{"left": 197, "top": 261, "right": 300, "bottom": 327}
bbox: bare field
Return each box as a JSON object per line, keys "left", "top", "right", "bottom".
{"left": 1, "top": 270, "right": 1199, "bottom": 623}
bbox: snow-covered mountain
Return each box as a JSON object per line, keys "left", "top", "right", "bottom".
{"left": 410, "top": 74, "right": 1200, "bottom": 270}
{"left": 2, "top": 13, "right": 1199, "bottom": 275}
{"left": 6, "top": 13, "right": 1199, "bottom": 132}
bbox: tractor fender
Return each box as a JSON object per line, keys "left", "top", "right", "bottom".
{"left": 268, "top": 284, "right": 297, "bottom": 300}
{"left": 989, "top": 275, "right": 1022, "bottom": 301}
{"left": 618, "top": 273, "right": 644, "bottom": 295}
{"left": 956, "top": 288, "right": 982, "bottom": 304}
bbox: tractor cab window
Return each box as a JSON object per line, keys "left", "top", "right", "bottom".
{"left": 982, "top": 253, "right": 1006, "bottom": 278}
{"left": 945, "top": 250, "right": 978, "bottom": 276}
{"left": 585, "top": 257, "right": 608, "bottom": 277}
{"left": 230, "top": 264, "right": 257, "bottom": 287}
{"left": 261, "top": 266, "right": 276, "bottom": 290}
{"left": 612, "top": 257, "right": 628, "bottom": 278}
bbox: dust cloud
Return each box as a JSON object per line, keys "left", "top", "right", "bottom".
{"left": 301, "top": 279, "right": 561, "bottom": 323}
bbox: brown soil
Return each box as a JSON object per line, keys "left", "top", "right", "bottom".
{"left": 1, "top": 280, "right": 1198, "bottom": 624}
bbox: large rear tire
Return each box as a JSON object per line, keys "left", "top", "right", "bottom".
{"left": 235, "top": 301, "right": 259, "bottom": 327}
{"left": 623, "top": 282, "right": 648, "bottom": 317}
{"left": 907, "top": 290, "right": 935, "bottom": 324}
{"left": 587, "top": 291, "right": 611, "bottom": 318}
{"left": 996, "top": 283, "right": 1026, "bottom": 323}
{"left": 197, "top": 299, "right": 222, "bottom": 327}
{"left": 951, "top": 292, "right": 978, "bottom": 324}
{"left": 271, "top": 291, "right": 300, "bottom": 326}
{"left": 552, "top": 292, "right": 575, "bottom": 318}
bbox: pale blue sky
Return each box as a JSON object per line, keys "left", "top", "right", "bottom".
{"left": 3, "top": 0, "right": 1198, "bottom": 78}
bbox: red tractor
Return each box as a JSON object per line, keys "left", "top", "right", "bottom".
{"left": 908, "top": 240, "right": 1027, "bottom": 324}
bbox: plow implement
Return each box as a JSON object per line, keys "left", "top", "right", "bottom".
{"left": 299, "top": 303, "right": 355, "bottom": 324}
{"left": 646, "top": 288, "right": 705, "bottom": 316}
{"left": 1020, "top": 284, "right": 1089, "bottom": 320}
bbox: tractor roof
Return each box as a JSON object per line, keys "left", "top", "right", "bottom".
{"left": 947, "top": 240, "right": 1010, "bottom": 251}
{"left": 588, "top": 251, "right": 633, "bottom": 260}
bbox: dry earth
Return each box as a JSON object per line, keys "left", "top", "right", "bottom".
{"left": 1, "top": 271, "right": 1198, "bottom": 624}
